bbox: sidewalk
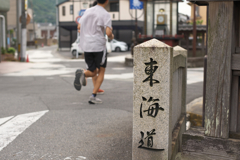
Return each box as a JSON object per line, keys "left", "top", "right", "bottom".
{"left": 0, "top": 62, "right": 35, "bottom": 75}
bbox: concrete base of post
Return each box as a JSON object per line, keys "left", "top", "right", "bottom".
{"left": 178, "top": 127, "right": 240, "bottom": 160}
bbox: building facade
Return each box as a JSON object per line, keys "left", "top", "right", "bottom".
{"left": 57, "top": 0, "right": 144, "bottom": 49}
{"left": 145, "top": 0, "right": 180, "bottom": 36}
{"left": 36, "top": 23, "right": 56, "bottom": 39}
{"left": 189, "top": 3, "right": 207, "bottom": 25}
{"left": 178, "top": 2, "right": 207, "bottom": 57}
{"left": 7, "top": 0, "right": 39, "bottom": 47}
{"left": 0, "top": 0, "right": 10, "bottom": 50}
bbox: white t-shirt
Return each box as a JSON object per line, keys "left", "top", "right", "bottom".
{"left": 79, "top": 5, "right": 112, "bottom": 52}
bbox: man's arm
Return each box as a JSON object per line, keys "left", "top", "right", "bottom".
{"left": 77, "top": 23, "right": 81, "bottom": 33}
{"left": 106, "top": 27, "right": 114, "bottom": 40}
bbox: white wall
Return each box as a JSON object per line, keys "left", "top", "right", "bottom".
{"left": 59, "top": 2, "right": 72, "bottom": 22}
{"left": 59, "top": 1, "right": 88, "bottom": 22}
{"left": 109, "top": 12, "right": 119, "bottom": 21}
{"left": 59, "top": 0, "right": 144, "bottom": 22}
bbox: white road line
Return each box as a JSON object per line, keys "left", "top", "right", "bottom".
{"left": 0, "top": 110, "right": 49, "bottom": 152}
{"left": 78, "top": 156, "right": 87, "bottom": 159}
{"left": 187, "top": 68, "right": 204, "bottom": 84}
{"left": 105, "top": 73, "right": 133, "bottom": 79}
{"left": 0, "top": 116, "right": 13, "bottom": 126}
{"left": 112, "top": 67, "right": 126, "bottom": 70}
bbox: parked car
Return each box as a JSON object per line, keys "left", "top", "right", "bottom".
{"left": 111, "top": 39, "right": 128, "bottom": 52}
{"left": 71, "top": 35, "right": 112, "bottom": 56}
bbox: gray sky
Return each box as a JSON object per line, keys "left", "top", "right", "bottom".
{"left": 178, "top": 0, "right": 191, "bottom": 16}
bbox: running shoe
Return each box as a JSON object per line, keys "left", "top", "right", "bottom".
{"left": 88, "top": 96, "right": 102, "bottom": 104}
{"left": 80, "top": 71, "right": 86, "bottom": 86}
{"left": 74, "top": 69, "right": 86, "bottom": 91}
{"left": 97, "top": 89, "right": 104, "bottom": 95}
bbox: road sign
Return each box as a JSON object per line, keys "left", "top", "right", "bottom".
{"left": 78, "top": 9, "right": 86, "bottom": 16}
{"left": 130, "top": 0, "right": 143, "bottom": 9}
{"left": 75, "top": 16, "right": 81, "bottom": 24}
{"left": 19, "top": 13, "right": 31, "bottom": 25}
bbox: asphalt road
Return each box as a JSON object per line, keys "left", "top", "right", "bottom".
{"left": 0, "top": 46, "right": 203, "bottom": 160}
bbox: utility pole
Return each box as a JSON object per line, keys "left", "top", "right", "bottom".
{"left": 170, "top": 0, "right": 172, "bottom": 36}
{"left": 56, "top": 0, "right": 59, "bottom": 48}
{"left": 30, "top": 0, "right": 37, "bottom": 48}
{"left": 143, "top": 2, "right": 147, "bottom": 35}
{"left": 135, "top": 9, "right": 138, "bottom": 40}
{"left": 0, "top": 15, "right": 6, "bottom": 49}
{"left": 193, "top": 3, "right": 197, "bottom": 57}
{"left": 17, "top": 0, "right": 22, "bottom": 60}
{"left": 16, "top": 0, "right": 19, "bottom": 51}
{"left": 21, "top": 0, "right": 27, "bottom": 61}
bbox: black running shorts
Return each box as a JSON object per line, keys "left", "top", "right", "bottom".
{"left": 84, "top": 50, "right": 107, "bottom": 72}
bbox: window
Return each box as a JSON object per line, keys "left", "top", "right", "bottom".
{"left": 110, "top": 2, "right": 119, "bottom": 12}
{"left": 62, "top": 6, "right": 65, "bottom": 16}
{"left": 70, "top": 5, "right": 74, "bottom": 15}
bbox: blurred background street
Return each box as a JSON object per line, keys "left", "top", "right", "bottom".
{"left": 0, "top": 0, "right": 206, "bottom": 159}
{"left": 0, "top": 46, "right": 203, "bottom": 159}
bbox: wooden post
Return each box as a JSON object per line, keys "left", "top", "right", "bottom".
{"left": 170, "top": 0, "right": 172, "bottom": 36}
{"left": 186, "top": 33, "right": 189, "bottom": 55}
{"left": 238, "top": 82, "right": 240, "bottom": 132}
{"left": 204, "top": 1, "right": 234, "bottom": 138}
{"left": 201, "top": 32, "right": 204, "bottom": 54}
{"left": 230, "top": 76, "right": 239, "bottom": 132}
{"left": 193, "top": 4, "right": 196, "bottom": 57}
{"left": 230, "top": 2, "right": 240, "bottom": 134}
{"left": 144, "top": 1, "right": 147, "bottom": 35}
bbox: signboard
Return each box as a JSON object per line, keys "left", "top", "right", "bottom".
{"left": 78, "top": 9, "right": 86, "bottom": 16}
{"left": 25, "top": 0, "right": 28, "bottom": 10}
{"left": 75, "top": 9, "right": 86, "bottom": 24}
{"left": 130, "top": 0, "right": 143, "bottom": 9}
{"left": 19, "top": 13, "right": 31, "bottom": 25}
{"left": 75, "top": 16, "right": 81, "bottom": 24}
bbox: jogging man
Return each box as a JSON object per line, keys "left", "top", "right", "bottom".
{"left": 74, "top": 0, "right": 114, "bottom": 104}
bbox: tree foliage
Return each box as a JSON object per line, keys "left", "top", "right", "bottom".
{"left": 29, "top": 0, "right": 66, "bottom": 24}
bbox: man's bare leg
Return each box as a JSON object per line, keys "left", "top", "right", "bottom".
{"left": 92, "top": 67, "right": 105, "bottom": 94}
{"left": 84, "top": 69, "right": 97, "bottom": 78}
{"left": 92, "top": 68, "right": 98, "bottom": 88}
{"left": 92, "top": 74, "right": 97, "bottom": 88}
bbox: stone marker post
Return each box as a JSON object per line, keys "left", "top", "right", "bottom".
{"left": 133, "top": 39, "right": 173, "bottom": 160}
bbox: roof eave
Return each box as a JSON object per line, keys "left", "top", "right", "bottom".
{"left": 188, "top": 0, "right": 238, "bottom": 6}
{"left": 56, "top": 0, "right": 70, "bottom": 7}
{"left": 140, "top": 0, "right": 183, "bottom": 2}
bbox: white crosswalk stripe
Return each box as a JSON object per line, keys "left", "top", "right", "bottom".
{"left": 2, "top": 49, "right": 204, "bottom": 84}
{"left": 0, "top": 116, "right": 13, "bottom": 126}
{"left": 0, "top": 110, "right": 49, "bottom": 152}
{"left": 187, "top": 68, "right": 204, "bottom": 84}
{"left": 3, "top": 50, "right": 126, "bottom": 77}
